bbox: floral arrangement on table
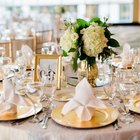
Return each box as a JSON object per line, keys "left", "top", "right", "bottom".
{"left": 60, "top": 17, "right": 120, "bottom": 70}
{"left": 60, "top": 17, "right": 120, "bottom": 86}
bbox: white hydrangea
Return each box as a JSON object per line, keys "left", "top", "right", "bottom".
{"left": 60, "top": 27, "right": 79, "bottom": 52}
{"left": 81, "top": 23, "right": 108, "bottom": 57}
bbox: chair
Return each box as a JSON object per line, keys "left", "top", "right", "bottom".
{"left": 34, "top": 29, "right": 53, "bottom": 54}
{"left": 11, "top": 36, "right": 34, "bottom": 62}
{"left": 0, "top": 40, "right": 12, "bottom": 62}
{"left": 55, "top": 20, "right": 66, "bottom": 45}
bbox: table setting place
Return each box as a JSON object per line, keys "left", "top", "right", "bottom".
{"left": 0, "top": 63, "right": 139, "bottom": 131}
{"left": 1, "top": 17, "right": 140, "bottom": 140}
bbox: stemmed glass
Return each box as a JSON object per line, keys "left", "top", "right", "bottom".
{"left": 1, "top": 57, "right": 11, "bottom": 79}
{"left": 119, "top": 80, "right": 137, "bottom": 124}
{"left": 104, "top": 74, "right": 117, "bottom": 107}
{"left": 15, "top": 50, "right": 26, "bottom": 78}
{"left": 41, "top": 73, "right": 57, "bottom": 110}
{"left": 26, "top": 81, "right": 44, "bottom": 123}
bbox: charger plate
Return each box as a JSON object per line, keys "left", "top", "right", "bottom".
{"left": 0, "top": 103, "right": 42, "bottom": 121}
{"left": 51, "top": 105, "right": 118, "bottom": 129}
{"left": 129, "top": 96, "right": 140, "bottom": 113}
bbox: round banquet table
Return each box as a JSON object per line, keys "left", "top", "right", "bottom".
{"left": 0, "top": 85, "right": 140, "bottom": 140}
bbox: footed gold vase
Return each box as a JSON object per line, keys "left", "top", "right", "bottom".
{"left": 87, "top": 64, "right": 98, "bottom": 87}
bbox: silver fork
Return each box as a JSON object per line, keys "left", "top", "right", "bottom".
{"left": 42, "top": 115, "right": 50, "bottom": 129}
{"left": 112, "top": 120, "right": 121, "bottom": 130}
{"left": 40, "top": 107, "right": 51, "bottom": 129}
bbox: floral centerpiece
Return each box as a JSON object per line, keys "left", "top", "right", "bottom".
{"left": 60, "top": 17, "right": 120, "bottom": 86}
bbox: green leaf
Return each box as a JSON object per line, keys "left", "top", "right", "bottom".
{"left": 79, "top": 48, "right": 87, "bottom": 60}
{"left": 103, "top": 17, "right": 108, "bottom": 23}
{"left": 68, "top": 48, "right": 76, "bottom": 53}
{"left": 107, "top": 38, "right": 120, "bottom": 47}
{"left": 86, "top": 57, "right": 96, "bottom": 66}
{"left": 72, "top": 57, "right": 78, "bottom": 72}
{"left": 90, "top": 17, "right": 100, "bottom": 23}
{"left": 89, "top": 17, "right": 104, "bottom": 26}
{"left": 77, "top": 18, "right": 89, "bottom": 28}
{"left": 62, "top": 50, "right": 68, "bottom": 57}
{"left": 104, "top": 28, "right": 112, "bottom": 39}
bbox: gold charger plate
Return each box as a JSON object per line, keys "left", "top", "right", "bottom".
{"left": 129, "top": 95, "right": 140, "bottom": 113}
{"left": 0, "top": 103, "right": 42, "bottom": 121}
{"left": 51, "top": 105, "right": 118, "bottom": 129}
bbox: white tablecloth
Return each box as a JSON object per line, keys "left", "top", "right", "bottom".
{"left": 0, "top": 86, "right": 140, "bottom": 140}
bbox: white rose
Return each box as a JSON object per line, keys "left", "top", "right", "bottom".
{"left": 60, "top": 27, "right": 79, "bottom": 52}
{"left": 81, "top": 24, "right": 108, "bottom": 57}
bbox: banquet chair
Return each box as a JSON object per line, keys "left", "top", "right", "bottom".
{"left": 34, "top": 29, "right": 53, "bottom": 54}
{"left": 0, "top": 40, "right": 12, "bottom": 62}
{"left": 11, "top": 36, "right": 34, "bottom": 62}
{"left": 55, "top": 20, "right": 66, "bottom": 45}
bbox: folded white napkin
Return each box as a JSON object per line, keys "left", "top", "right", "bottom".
{"left": 61, "top": 78, "right": 106, "bottom": 121}
{"left": 0, "top": 78, "right": 31, "bottom": 115}
{"left": 121, "top": 43, "right": 132, "bottom": 67}
{"left": 21, "top": 45, "right": 34, "bottom": 67}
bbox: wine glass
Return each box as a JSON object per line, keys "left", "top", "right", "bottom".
{"left": 104, "top": 74, "right": 117, "bottom": 107}
{"left": 119, "top": 81, "right": 137, "bottom": 124}
{"left": 1, "top": 57, "right": 11, "bottom": 79}
{"left": 43, "top": 83, "right": 57, "bottom": 109}
{"left": 26, "top": 81, "right": 44, "bottom": 123}
{"left": 41, "top": 73, "right": 57, "bottom": 110}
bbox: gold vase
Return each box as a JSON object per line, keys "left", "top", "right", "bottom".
{"left": 87, "top": 64, "right": 98, "bottom": 87}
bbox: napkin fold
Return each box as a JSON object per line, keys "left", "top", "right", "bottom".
{"left": 0, "top": 78, "right": 31, "bottom": 115}
{"left": 61, "top": 78, "right": 106, "bottom": 121}
{"left": 121, "top": 43, "right": 132, "bottom": 67}
{"left": 21, "top": 44, "right": 34, "bottom": 67}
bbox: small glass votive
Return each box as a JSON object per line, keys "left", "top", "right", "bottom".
{"left": 41, "top": 47, "right": 49, "bottom": 54}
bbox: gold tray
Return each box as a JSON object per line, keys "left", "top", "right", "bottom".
{"left": 129, "top": 96, "right": 140, "bottom": 113}
{"left": 51, "top": 105, "right": 118, "bottom": 129}
{"left": 0, "top": 103, "right": 42, "bottom": 121}
{"left": 54, "top": 92, "right": 74, "bottom": 102}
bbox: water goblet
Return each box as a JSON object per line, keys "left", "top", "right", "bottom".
{"left": 104, "top": 79, "right": 117, "bottom": 107}
{"left": 1, "top": 57, "right": 11, "bottom": 79}
{"left": 119, "top": 81, "right": 137, "bottom": 124}
{"left": 26, "top": 81, "right": 44, "bottom": 123}
{"left": 41, "top": 74, "right": 57, "bottom": 109}
{"left": 43, "top": 83, "right": 57, "bottom": 109}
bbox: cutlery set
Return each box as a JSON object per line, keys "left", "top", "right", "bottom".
{"left": 10, "top": 103, "right": 51, "bottom": 129}
{"left": 112, "top": 120, "right": 122, "bottom": 130}
{"left": 10, "top": 105, "right": 140, "bottom": 131}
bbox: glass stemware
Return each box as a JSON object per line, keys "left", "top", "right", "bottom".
{"left": 26, "top": 81, "right": 44, "bottom": 123}
{"left": 41, "top": 73, "right": 57, "bottom": 110}
{"left": 43, "top": 83, "right": 57, "bottom": 109}
{"left": 104, "top": 74, "right": 117, "bottom": 107}
{"left": 1, "top": 57, "right": 11, "bottom": 79}
{"left": 119, "top": 81, "right": 137, "bottom": 124}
